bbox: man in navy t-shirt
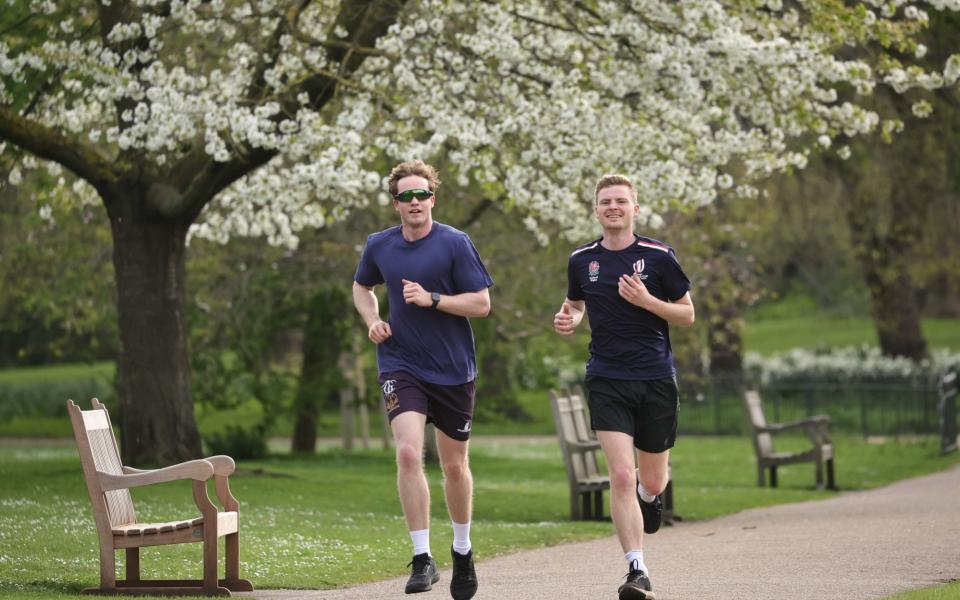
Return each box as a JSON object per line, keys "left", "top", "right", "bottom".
{"left": 554, "top": 174, "right": 694, "bottom": 600}
{"left": 353, "top": 160, "right": 493, "bottom": 600}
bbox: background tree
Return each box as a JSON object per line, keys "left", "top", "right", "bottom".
{"left": 2, "top": 0, "right": 957, "bottom": 462}
{"left": 0, "top": 178, "right": 116, "bottom": 365}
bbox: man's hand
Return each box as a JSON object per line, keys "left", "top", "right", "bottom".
{"left": 554, "top": 301, "right": 577, "bottom": 336}
{"left": 618, "top": 274, "right": 654, "bottom": 309}
{"left": 402, "top": 279, "right": 432, "bottom": 307}
{"left": 367, "top": 319, "right": 393, "bottom": 344}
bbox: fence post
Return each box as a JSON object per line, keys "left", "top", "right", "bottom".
{"left": 341, "top": 387, "right": 354, "bottom": 451}
{"left": 860, "top": 389, "right": 868, "bottom": 440}
{"left": 940, "top": 371, "right": 958, "bottom": 455}
{"left": 713, "top": 377, "right": 722, "bottom": 436}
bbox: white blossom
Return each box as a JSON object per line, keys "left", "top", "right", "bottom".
{"left": 0, "top": 0, "right": 956, "bottom": 247}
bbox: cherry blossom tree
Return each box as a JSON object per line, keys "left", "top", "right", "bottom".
{"left": 1, "top": 0, "right": 957, "bottom": 462}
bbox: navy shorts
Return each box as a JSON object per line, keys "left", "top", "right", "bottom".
{"left": 378, "top": 371, "right": 476, "bottom": 441}
{"left": 584, "top": 375, "right": 679, "bottom": 453}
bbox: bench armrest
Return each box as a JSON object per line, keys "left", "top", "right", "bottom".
{"left": 567, "top": 440, "right": 602, "bottom": 451}
{"left": 100, "top": 459, "right": 214, "bottom": 491}
{"left": 204, "top": 455, "right": 236, "bottom": 476}
{"left": 759, "top": 415, "right": 830, "bottom": 433}
{"left": 123, "top": 455, "right": 234, "bottom": 476}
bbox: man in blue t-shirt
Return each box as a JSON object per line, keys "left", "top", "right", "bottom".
{"left": 353, "top": 160, "right": 493, "bottom": 600}
{"left": 554, "top": 174, "right": 694, "bottom": 600}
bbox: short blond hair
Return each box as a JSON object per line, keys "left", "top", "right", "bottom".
{"left": 594, "top": 173, "right": 637, "bottom": 203}
{"left": 387, "top": 160, "right": 441, "bottom": 196}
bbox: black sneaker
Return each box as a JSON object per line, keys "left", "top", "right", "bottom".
{"left": 404, "top": 553, "right": 439, "bottom": 594}
{"left": 637, "top": 482, "right": 663, "bottom": 534}
{"left": 449, "top": 546, "right": 478, "bottom": 600}
{"left": 618, "top": 568, "right": 655, "bottom": 600}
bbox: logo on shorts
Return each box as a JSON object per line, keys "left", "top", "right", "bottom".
{"left": 633, "top": 259, "right": 648, "bottom": 280}
{"left": 457, "top": 420, "right": 472, "bottom": 433}
{"left": 382, "top": 379, "right": 399, "bottom": 413}
{"left": 588, "top": 261, "right": 600, "bottom": 282}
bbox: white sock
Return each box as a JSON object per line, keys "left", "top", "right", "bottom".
{"left": 637, "top": 482, "right": 656, "bottom": 504}
{"left": 452, "top": 521, "right": 472, "bottom": 555}
{"left": 410, "top": 529, "right": 430, "bottom": 557}
{"left": 625, "top": 550, "right": 648, "bottom": 574}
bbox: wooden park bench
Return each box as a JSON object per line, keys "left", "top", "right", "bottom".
{"left": 940, "top": 370, "right": 958, "bottom": 455}
{"left": 67, "top": 399, "right": 253, "bottom": 596}
{"left": 549, "top": 387, "right": 675, "bottom": 523}
{"left": 744, "top": 390, "right": 836, "bottom": 491}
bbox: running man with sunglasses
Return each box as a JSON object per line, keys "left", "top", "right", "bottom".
{"left": 353, "top": 160, "right": 493, "bottom": 600}
{"left": 554, "top": 174, "right": 694, "bottom": 600}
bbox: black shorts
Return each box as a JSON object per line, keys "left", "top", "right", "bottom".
{"left": 584, "top": 375, "right": 679, "bottom": 453}
{"left": 378, "top": 371, "right": 476, "bottom": 441}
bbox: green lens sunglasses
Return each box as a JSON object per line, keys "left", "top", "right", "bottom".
{"left": 394, "top": 188, "right": 434, "bottom": 203}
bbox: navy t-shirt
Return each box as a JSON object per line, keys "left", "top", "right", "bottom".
{"left": 354, "top": 223, "right": 494, "bottom": 386}
{"left": 567, "top": 235, "right": 691, "bottom": 380}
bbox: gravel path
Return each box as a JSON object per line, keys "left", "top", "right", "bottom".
{"left": 242, "top": 463, "right": 960, "bottom": 600}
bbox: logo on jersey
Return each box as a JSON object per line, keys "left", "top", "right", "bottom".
{"left": 457, "top": 420, "right": 472, "bottom": 433}
{"left": 588, "top": 261, "right": 600, "bottom": 282}
{"left": 382, "top": 379, "right": 400, "bottom": 413}
{"left": 633, "top": 259, "right": 648, "bottom": 280}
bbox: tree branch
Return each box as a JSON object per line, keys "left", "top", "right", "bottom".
{"left": 175, "top": 0, "right": 407, "bottom": 219}
{"left": 0, "top": 107, "right": 118, "bottom": 192}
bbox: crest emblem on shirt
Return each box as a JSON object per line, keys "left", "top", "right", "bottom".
{"left": 588, "top": 261, "right": 600, "bottom": 282}
{"left": 633, "top": 259, "right": 648, "bottom": 280}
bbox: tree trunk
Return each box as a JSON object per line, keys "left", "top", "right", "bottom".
{"left": 707, "top": 301, "right": 744, "bottom": 375}
{"left": 106, "top": 186, "right": 202, "bottom": 465}
{"left": 845, "top": 210, "right": 928, "bottom": 359}
{"left": 291, "top": 287, "right": 350, "bottom": 453}
{"left": 291, "top": 298, "right": 323, "bottom": 453}
{"left": 834, "top": 109, "right": 932, "bottom": 361}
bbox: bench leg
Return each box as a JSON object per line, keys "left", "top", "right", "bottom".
{"left": 815, "top": 459, "right": 825, "bottom": 491}
{"left": 827, "top": 458, "right": 837, "bottom": 490}
{"left": 581, "top": 492, "right": 593, "bottom": 520}
{"left": 593, "top": 490, "right": 604, "bottom": 520}
{"left": 125, "top": 549, "right": 140, "bottom": 583}
{"left": 770, "top": 466, "right": 778, "bottom": 488}
{"left": 570, "top": 489, "right": 581, "bottom": 520}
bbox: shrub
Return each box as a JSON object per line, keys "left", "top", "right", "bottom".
{"left": 0, "top": 363, "right": 115, "bottom": 421}
{"left": 744, "top": 345, "right": 960, "bottom": 386}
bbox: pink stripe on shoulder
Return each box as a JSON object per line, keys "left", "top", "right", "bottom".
{"left": 636, "top": 240, "right": 669, "bottom": 252}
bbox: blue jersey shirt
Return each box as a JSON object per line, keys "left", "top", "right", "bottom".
{"left": 354, "top": 222, "right": 494, "bottom": 386}
{"left": 567, "top": 235, "right": 691, "bottom": 380}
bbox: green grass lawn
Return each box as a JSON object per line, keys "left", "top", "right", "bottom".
{"left": 883, "top": 581, "right": 960, "bottom": 600}
{"left": 0, "top": 434, "right": 957, "bottom": 598}
{"left": 744, "top": 317, "right": 960, "bottom": 356}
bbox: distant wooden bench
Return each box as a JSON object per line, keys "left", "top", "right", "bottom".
{"left": 940, "top": 370, "right": 958, "bottom": 455}
{"left": 744, "top": 390, "right": 836, "bottom": 491}
{"left": 550, "top": 387, "right": 675, "bottom": 522}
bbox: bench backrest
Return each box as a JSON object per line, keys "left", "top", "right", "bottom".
{"left": 567, "top": 390, "right": 601, "bottom": 476}
{"left": 550, "top": 390, "right": 602, "bottom": 484}
{"left": 744, "top": 390, "right": 774, "bottom": 458}
{"left": 67, "top": 399, "right": 137, "bottom": 532}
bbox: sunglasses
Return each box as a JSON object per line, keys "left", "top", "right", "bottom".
{"left": 394, "top": 188, "right": 434, "bottom": 203}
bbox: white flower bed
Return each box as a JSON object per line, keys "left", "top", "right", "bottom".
{"left": 745, "top": 345, "right": 960, "bottom": 386}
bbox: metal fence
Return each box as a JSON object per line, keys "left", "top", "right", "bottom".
{"left": 676, "top": 376, "right": 947, "bottom": 438}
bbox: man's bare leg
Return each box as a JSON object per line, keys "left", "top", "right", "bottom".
{"left": 436, "top": 429, "right": 478, "bottom": 600}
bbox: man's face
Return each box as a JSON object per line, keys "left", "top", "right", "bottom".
{"left": 393, "top": 175, "right": 435, "bottom": 228}
{"left": 594, "top": 184, "right": 638, "bottom": 231}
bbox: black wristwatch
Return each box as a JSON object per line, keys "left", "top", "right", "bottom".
{"left": 430, "top": 292, "right": 441, "bottom": 309}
